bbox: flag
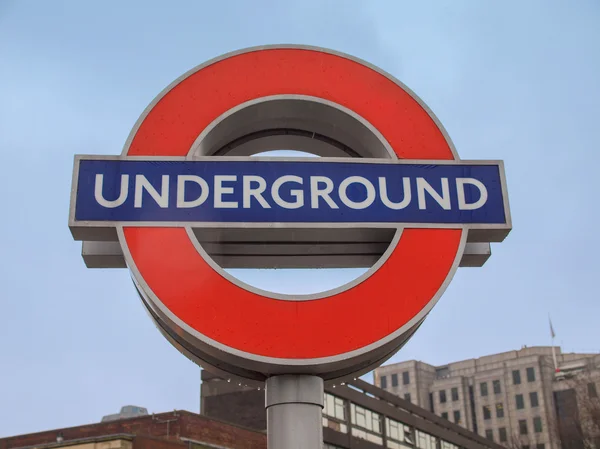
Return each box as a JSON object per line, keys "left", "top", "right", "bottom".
{"left": 549, "top": 317, "right": 556, "bottom": 339}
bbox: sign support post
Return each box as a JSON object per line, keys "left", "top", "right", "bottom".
{"left": 266, "top": 375, "right": 324, "bottom": 449}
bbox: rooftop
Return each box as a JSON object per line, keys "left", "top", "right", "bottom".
{"left": 379, "top": 346, "right": 599, "bottom": 373}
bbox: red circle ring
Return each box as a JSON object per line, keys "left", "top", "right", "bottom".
{"left": 118, "top": 46, "right": 466, "bottom": 376}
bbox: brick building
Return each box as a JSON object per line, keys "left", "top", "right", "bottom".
{"left": 0, "top": 411, "right": 265, "bottom": 449}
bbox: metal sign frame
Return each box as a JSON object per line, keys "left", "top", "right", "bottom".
{"left": 69, "top": 45, "right": 511, "bottom": 383}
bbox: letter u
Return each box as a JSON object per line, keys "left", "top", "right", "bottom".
{"left": 94, "top": 174, "right": 129, "bottom": 208}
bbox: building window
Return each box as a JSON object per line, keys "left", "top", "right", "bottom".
{"left": 380, "top": 376, "right": 387, "bottom": 389}
{"left": 324, "top": 394, "right": 346, "bottom": 421}
{"left": 436, "top": 366, "right": 449, "bottom": 379}
{"left": 588, "top": 382, "right": 598, "bottom": 398}
{"left": 496, "top": 403, "right": 504, "bottom": 418}
{"left": 403, "top": 371, "right": 410, "bottom": 385}
{"left": 513, "top": 370, "right": 521, "bottom": 385}
{"left": 485, "top": 429, "right": 494, "bottom": 441}
{"left": 468, "top": 385, "right": 476, "bottom": 433}
{"left": 499, "top": 427, "right": 507, "bottom": 442}
{"left": 440, "top": 443, "right": 459, "bottom": 449}
{"left": 440, "top": 390, "right": 447, "bottom": 403}
{"left": 534, "top": 417, "right": 543, "bottom": 433}
{"left": 441, "top": 412, "right": 448, "bottom": 420}
{"left": 451, "top": 387, "right": 459, "bottom": 401}
{"left": 519, "top": 419, "right": 528, "bottom": 435}
{"left": 483, "top": 405, "right": 491, "bottom": 420}
{"left": 350, "top": 403, "right": 382, "bottom": 442}
{"left": 527, "top": 367, "right": 536, "bottom": 382}
{"left": 536, "top": 445, "right": 545, "bottom": 449}
{"left": 386, "top": 418, "right": 412, "bottom": 446}
{"left": 516, "top": 394, "right": 525, "bottom": 410}
{"left": 454, "top": 410, "right": 461, "bottom": 424}
{"left": 404, "top": 393, "right": 411, "bottom": 402}
{"left": 530, "top": 391, "right": 539, "bottom": 408}
{"left": 480, "top": 382, "right": 488, "bottom": 397}
{"left": 391, "top": 373, "right": 398, "bottom": 387}
{"left": 416, "top": 430, "right": 437, "bottom": 449}
{"left": 493, "top": 380, "right": 501, "bottom": 394}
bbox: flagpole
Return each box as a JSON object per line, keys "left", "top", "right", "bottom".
{"left": 549, "top": 315, "right": 559, "bottom": 372}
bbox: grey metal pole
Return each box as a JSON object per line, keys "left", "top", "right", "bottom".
{"left": 265, "top": 375, "right": 324, "bottom": 449}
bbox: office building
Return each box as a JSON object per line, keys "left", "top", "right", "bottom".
{"left": 200, "top": 370, "right": 505, "bottom": 448}
{"left": 373, "top": 346, "right": 600, "bottom": 449}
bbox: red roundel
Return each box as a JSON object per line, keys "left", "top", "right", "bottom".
{"left": 120, "top": 47, "right": 464, "bottom": 364}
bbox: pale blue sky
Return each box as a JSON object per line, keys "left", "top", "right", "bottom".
{"left": 1, "top": 0, "right": 599, "bottom": 438}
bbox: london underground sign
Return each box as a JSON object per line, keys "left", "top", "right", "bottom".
{"left": 76, "top": 158, "right": 504, "bottom": 224}
{"left": 69, "top": 46, "right": 511, "bottom": 383}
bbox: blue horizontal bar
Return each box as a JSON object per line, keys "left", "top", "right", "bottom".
{"left": 74, "top": 159, "right": 507, "bottom": 225}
